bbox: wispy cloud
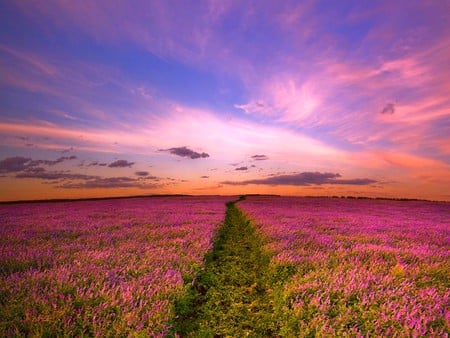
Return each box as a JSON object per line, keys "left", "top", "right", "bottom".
{"left": 58, "top": 177, "right": 160, "bottom": 189}
{"left": 87, "top": 161, "right": 108, "bottom": 167}
{"left": 251, "top": 154, "right": 269, "bottom": 161}
{"left": 0, "top": 44, "right": 58, "bottom": 78}
{"left": 30, "top": 156, "right": 77, "bottom": 166}
{"left": 236, "top": 78, "right": 322, "bottom": 123}
{"left": 222, "top": 172, "right": 377, "bottom": 186}
{"left": 16, "top": 170, "right": 96, "bottom": 181}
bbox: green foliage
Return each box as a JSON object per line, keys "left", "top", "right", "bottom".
{"left": 172, "top": 202, "right": 295, "bottom": 336}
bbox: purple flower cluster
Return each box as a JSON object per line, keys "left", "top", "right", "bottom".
{"left": 0, "top": 196, "right": 230, "bottom": 336}
{"left": 240, "top": 196, "right": 449, "bottom": 336}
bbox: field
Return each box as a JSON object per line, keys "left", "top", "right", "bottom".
{"left": 0, "top": 196, "right": 229, "bottom": 336}
{"left": 0, "top": 195, "right": 449, "bottom": 336}
{"left": 239, "top": 196, "right": 450, "bottom": 336}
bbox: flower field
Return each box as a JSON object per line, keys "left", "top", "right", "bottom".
{"left": 1, "top": 195, "right": 449, "bottom": 336}
{"left": 240, "top": 196, "right": 450, "bottom": 336}
{"left": 0, "top": 196, "right": 229, "bottom": 336}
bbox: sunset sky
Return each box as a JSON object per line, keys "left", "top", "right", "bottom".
{"left": 1, "top": 1, "right": 449, "bottom": 201}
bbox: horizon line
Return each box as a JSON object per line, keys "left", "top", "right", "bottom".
{"left": 0, "top": 193, "right": 447, "bottom": 205}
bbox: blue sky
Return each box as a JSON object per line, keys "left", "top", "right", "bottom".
{"left": 1, "top": 0, "right": 449, "bottom": 201}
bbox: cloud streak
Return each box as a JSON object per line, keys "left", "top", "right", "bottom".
{"left": 29, "top": 156, "right": 77, "bottom": 166}
{"left": 87, "top": 161, "right": 107, "bottom": 167}
{"left": 222, "top": 172, "right": 377, "bottom": 186}
{"left": 59, "top": 177, "right": 160, "bottom": 189}
{"left": 16, "top": 170, "right": 96, "bottom": 181}
{"left": 251, "top": 154, "right": 269, "bottom": 161}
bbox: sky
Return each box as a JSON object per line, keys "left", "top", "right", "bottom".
{"left": 0, "top": 0, "right": 449, "bottom": 202}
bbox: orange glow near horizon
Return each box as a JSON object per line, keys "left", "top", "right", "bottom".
{"left": 1, "top": 1, "right": 449, "bottom": 202}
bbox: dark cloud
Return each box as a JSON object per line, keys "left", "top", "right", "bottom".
{"left": 235, "top": 166, "right": 248, "bottom": 171}
{"left": 332, "top": 178, "right": 378, "bottom": 185}
{"left": 0, "top": 157, "right": 32, "bottom": 173}
{"left": 12, "top": 163, "right": 159, "bottom": 189}
{"left": 16, "top": 169, "right": 97, "bottom": 181}
{"left": 160, "top": 146, "right": 209, "bottom": 159}
{"left": 135, "top": 171, "right": 159, "bottom": 180}
{"left": 84, "top": 161, "right": 107, "bottom": 167}
{"left": 0, "top": 156, "right": 78, "bottom": 173}
{"left": 222, "top": 172, "right": 377, "bottom": 186}
{"left": 381, "top": 103, "right": 395, "bottom": 114}
{"left": 61, "top": 147, "right": 74, "bottom": 153}
{"left": 144, "top": 176, "right": 159, "bottom": 180}
{"left": 1, "top": 155, "right": 162, "bottom": 190}
{"left": 251, "top": 154, "right": 269, "bottom": 161}
{"left": 200, "top": 175, "right": 209, "bottom": 178}
{"left": 108, "top": 160, "right": 135, "bottom": 168}
{"left": 26, "top": 167, "right": 46, "bottom": 173}
{"left": 28, "top": 156, "right": 77, "bottom": 167}
{"left": 59, "top": 177, "right": 160, "bottom": 189}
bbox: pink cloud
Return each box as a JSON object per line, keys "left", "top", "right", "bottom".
{"left": 149, "top": 104, "right": 345, "bottom": 165}
{"left": 235, "top": 76, "right": 323, "bottom": 124}
{"left": 12, "top": 1, "right": 239, "bottom": 71}
{"left": 0, "top": 45, "right": 101, "bottom": 102}
{"left": 0, "top": 44, "right": 58, "bottom": 78}
{"left": 429, "top": 138, "right": 450, "bottom": 156}
{"left": 0, "top": 121, "right": 146, "bottom": 154}
{"left": 376, "top": 151, "right": 448, "bottom": 170}
{"left": 276, "top": 1, "right": 314, "bottom": 27}
{"left": 0, "top": 54, "right": 60, "bottom": 95}
{"left": 377, "top": 99, "right": 450, "bottom": 125}
{"left": 0, "top": 105, "right": 340, "bottom": 165}
{"left": 373, "top": 151, "right": 450, "bottom": 187}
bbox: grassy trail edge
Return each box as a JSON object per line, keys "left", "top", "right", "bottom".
{"left": 170, "top": 199, "right": 297, "bottom": 337}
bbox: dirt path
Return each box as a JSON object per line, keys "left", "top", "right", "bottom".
{"left": 171, "top": 200, "right": 283, "bottom": 336}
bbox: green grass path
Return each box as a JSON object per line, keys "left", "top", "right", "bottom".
{"left": 171, "top": 200, "right": 290, "bottom": 336}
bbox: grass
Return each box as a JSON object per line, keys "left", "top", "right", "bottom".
{"left": 172, "top": 201, "right": 297, "bottom": 336}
